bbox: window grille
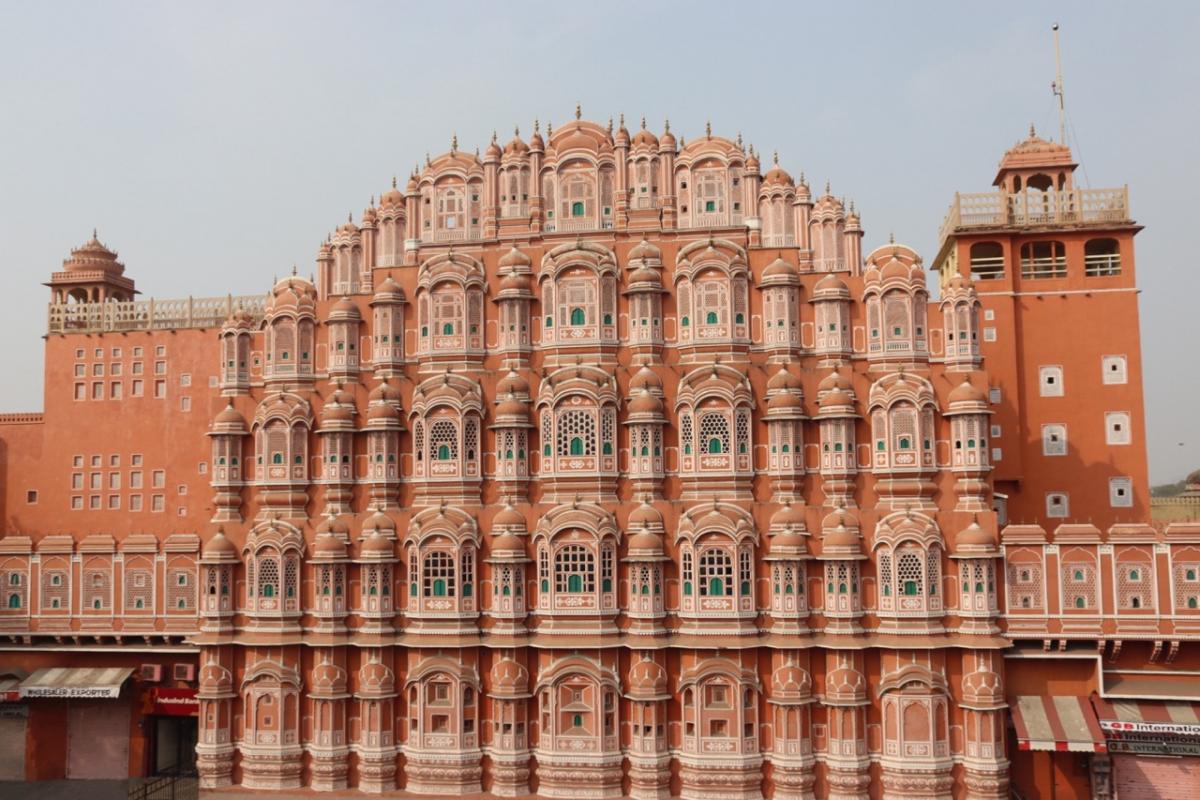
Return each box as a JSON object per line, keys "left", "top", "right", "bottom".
{"left": 555, "top": 544, "right": 595, "bottom": 593}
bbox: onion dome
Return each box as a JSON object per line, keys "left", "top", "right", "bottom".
{"left": 201, "top": 528, "right": 238, "bottom": 561}
{"left": 496, "top": 370, "right": 530, "bottom": 398}
{"left": 336, "top": 216, "right": 359, "bottom": 236}
{"left": 948, "top": 378, "right": 988, "bottom": 405}
{"left": 962, "top": 666, "right": 1004, "bottom": 708}
{"left": 315, "top": 513, "right": 351, "bottom": 539}
{"left": 627, "top": 264, "right": 663, "bottom": 288}
{"left": 499, "top": 245, "right": 531, "bottom": 270}
{"left": 267, "top": 275, "right": 318, "bottom": 314}
{"left": 368, "top": 377, "right": 402, "bottom": 406}
{"left": 628, "top": 235, "right": 662, "bottom": 264}
{"left": 358, "top": 657, "right": 395, "bottom": 697}
{"left": 825, "top": 663, "right": 867, "bottom": 705}
{"left": 762, "top": 153, "right": 794, "bottom": 189}
{"left": 490, "top": 657, "right": 530, "bottom": 698}
{"left": 367, "top": 399, "right": 401, "bottom": 423}
{"left": 614, "top": 115, "right": 631, "bottom": 147}
{"left": 627, "top": 528, "right": 665, "bottom": 561}
{"left": 222, "top": 305, "right": 257, "bottom": 331}
{"left": 319, "top": 398, "right": 355, "bottom": 427}
{"left": 845, "top": 201, "right": 861, "bottom": 229}
{"left": 528, "top": 121, "right": 545, "bottom": 151}
{"left": 361, "top": 204, "right": 377, "bottom": 225}
{"left": 498, "top": 269, "right": 533, "bottom": 295}
{"left": 370, "top": 276, "right": 406, "bottom": 305}
{"left": 493, "top": 396, "right": 530, "bottom": 422}
{"left": 811, "top": 273, "right": 850, "bottom": 301}
{"left": 767, "top": 505, "right": 808, "bottom": 558}
{"left": 64, "top": 231, "right": 124, "bottom": 275}
{"left": 405, "top": 172, "right": 419, "bottom": 194}
{"left": 329, "top": 295, "right": 362, "bottom": 321}
{"left": 198, "top": 661, "right": 233, "bottom": 696}
{"left": 763, "top": 260, "right": 801, "bottom": 284}
{"left": 953, "top": 520, "right": 999, "bottom": 558}
{"left": 484, "top": 132, "right": 502, "bottom": 160}
{"left": 745, "top": 148, "right": 761, "bottom": 173}
{"left": 629, "top": 365, "right": 663, "bottom": 394}
{"left": 312, "top": 531, "right": 348, "bottom": 561}
{"left": 359, "top": 528, "right": 395, "bottom": 559}
{"left": 628, "top": 501, "right": 664, "bottom": 532}
{"left": 1187, "top": 469, "right": 1200, "bottom": 489}
{"left": 819, "top": 508, "right": 864, "bottom": 559}
{"left": 767, "top": 389, "right": 805, "bottom": 413}
{"left": 503, "top": 129, "right": 529, "bottom": 157}
{"left": 817, "top": 387, "right": 856, "bottom": 418}
{"left": 657, "top": 120, "right": 676, "bottom": 150}
{"left": 362, "top": 509, "right": 397, "bottom": 538}
{"left": 492, "top": 503, "right": 527, "bottom": 532}
{"left": 944, "top": 273, "right": 974, "bottom": 294}
{"left": 631, "top": 118, "right": 659, "bottom": 150}
{"left": 627, "top": 657, "right": 669, "bottom": 700}
{"left": 770, "top": 664, "right": 812, "bottom": 702}
{"left": 794, "top": 173, "right": 812, "bottom": 203}
{"left": 627, "top": 387, "right": 665, "bottom": 418}
{"left": 311, "top": 658, "right": 348, "bottom": 696}
{"left": 768, "top": 366, "right": 803, "bottom": 393}
{"left": 210, "top": 403, "right": 248, "bottom": 435}
{"left": 817, "top": 369, "right": 853, "bottom": 396}
{"left": 381, "top": 176, "right": 404, "bottom": 207}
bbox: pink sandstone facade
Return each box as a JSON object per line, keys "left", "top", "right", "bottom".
{"left": 0, "top": 114, "right": 1194, "bottom": 799}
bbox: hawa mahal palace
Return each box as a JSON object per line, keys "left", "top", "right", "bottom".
{"left": 0, "top": 110, "right": 1195, "bottom": 800}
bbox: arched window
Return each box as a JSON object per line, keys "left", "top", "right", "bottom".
{"left": 698, "top": 548, "right": 733, "bottom": 597}
{"left": 554, "top": 545, "right": 595, "bottom": 594}
{"left": 8, "top": 594, "right": 19, "bottom": 609}
{"left": 570, "top": 307, "right": 585, "bottom": 326}
{"left": 423, "top": 551, "right": 456, "bottom": 597}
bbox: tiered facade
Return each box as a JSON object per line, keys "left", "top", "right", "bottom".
{"left": 0, "top": 114, "right": 1189, "bottom": 799}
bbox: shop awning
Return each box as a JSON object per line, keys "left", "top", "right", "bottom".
{"left": 0, "top": 676, "right": 21, "bottom": 702}
{"left": 1011, "top": 695, "right": 1106, "bottom": 752}
{"left": 1093, "top": 696, "right": 1200, "bottom": 739}
{"left": 19, "top": 667, "right": 134, "bottom": 699}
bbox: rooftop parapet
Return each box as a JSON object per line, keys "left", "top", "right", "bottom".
{"left": 47, "top": 294, "right": 267, "bottom": 335}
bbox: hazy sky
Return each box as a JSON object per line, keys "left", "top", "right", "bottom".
{"left": 1, "top": 1, "right": 1196, "bottom": 482}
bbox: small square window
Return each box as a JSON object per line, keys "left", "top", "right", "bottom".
{"left": 991, "top": 447, "right": 1003, "bottom": 462}
{"left": 180, "top": 396, "right": 191, "bottom": 412}
{"left": 151, "top": 495, "right": 165, "bottom": 512}
{"left": 983, "top": 327, "right": 997, "bottom": 342}
{"left": 1102, "top": 355, "right": 1127, "bottom": 385}
{"left": 984, "top": 309, "right": 995, "bottom": 321}
{"left": 73, "top": 455, "right": 84, "bottom": 468}
{"left": 129, "top": 494, "right": 143, "bottom": 512}
{"left": 990, "top": 425, "right": 1002, "bottom": 438}
{"left": 25, "top": 490, "right": 37, "bottom": 504}
{"left": 152, "top": 470, "right": 165, "bottom": 488}
{"left": 71, "top": 496, "right": 83, "bottom": 510}
{"left": 89, "top": 495, "right": 101, "bottom": 510}
{"left": 1039, "top": 366, "right": 1064, "bottom": 397}
{"left": 1109, "top": 477, "right": 1133, "bottom": 508}
{"left": 155, "top": 345, "right": 166, "bottom": 357}
{"left": 132, "top": 454, "right": 143, "bottom": 467}
{"left": 154, "top": 380, "right": 166, "bottom": 398}
{"left": 133, "top": 346, "right": 143, "bottom": 357}
{"left": 1046, "top": 492, "right": 1069, "bottom": 518}
{"left": 75, "top": 348, "right": 85, "bottom": 359}
{"left": 988, "top": 388, "right": 1002, "bottom": 404}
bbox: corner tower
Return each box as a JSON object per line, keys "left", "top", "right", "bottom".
{"left": 933, "top": 128, "right": 1147, "bottom": 528}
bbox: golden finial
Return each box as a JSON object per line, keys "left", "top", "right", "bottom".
{"left": 575, "top": 102, "right": 582, "bottom": 120}
{"left": 773, "top": 150, "right": 779, "bottom": 165}
{"left": 736, "top": 131, "right": 743, "bottom": 149}
{"left": 451, "top": 133, "right": 458, "bottom": 152}
{"left": 640, "top": 115, "right": 646, "bottom": 130}
{"left": 92, "top": 227, "right": 98, "bottom": 239}
{"left": 391, "top": 176, "right": 397, "bottom": 188}
{"left": 619, "top": 112, "right": 625, "bottom": 126}
{"left": 425, "top": 152, "right": 431, "bottom": 166}
{"left": 369, "top": 194, "right": 374, "bottom": 205}
{"left": 547, "top": 120, "right": 553, "bottom": 137}
{"left": 492, "top": 130, "right": 498, "bottom": 143}
{"left": 533, "top": 118, "right": 540, "bottom": 132}
{"left": 705, "top": 120, "right": 712, "bottom": 139}
{"left": 606, "top": 116, "right": 613, "bottom": 134}
{"left": 347, "top": 211, "right": 352, "bottom": 222}
{"left": 825, "top": 180, "right": 831, "bottom": 195}
{"left": 513, "top": 125, "right": 519, "bottom": 137}
{"left": 664, "top": 118, "right": 670, "bottom": 133}
{"left": 888, "top": 231, "right": 895, "bottom": 244}
{"left": 799, "top": 171, "right": 806, "bottom": 186}
{"left": 291, "top": 264, "right": 298, "bottom": 276}
{"left": 1030, "top": 122, "right": 1037, "bottom": 137}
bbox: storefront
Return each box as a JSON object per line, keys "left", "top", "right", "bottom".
{"left": 1009, "top": 694, "right": 1108, "bottom": 797}
{"left": 21, "top": 666, "right": 136, "bottom": 780}
{"left": 1092, "top": 696, "right": 1200, "bottom": 800}
{"left": 147, "top": 687, "right": 199, "bottom": 775}
{"left": 0, "top": 674, "right": 27, "bottom": 781}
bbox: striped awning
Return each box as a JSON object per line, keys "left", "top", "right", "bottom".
{"left": 0, "top": 675, "right": 21, "bottom": 702}
{"left": 1011, "top": 695, "right": 1106, "bottom": 752}
{"left": 20, "top": 667, "right": 134, "bottom": 699}
{"left": 1093, "top": 696, "right": 1200, "bottom": 738}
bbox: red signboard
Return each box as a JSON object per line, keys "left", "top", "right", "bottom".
{"left": 151, "top": 687, "right": 199, "bottom": 716}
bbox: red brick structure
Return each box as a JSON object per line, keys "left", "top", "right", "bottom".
{"left": 0, "top": 116, "right": 1193, "bottom": 798}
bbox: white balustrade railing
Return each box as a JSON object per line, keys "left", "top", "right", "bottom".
{"left": 48, "top": 294, "right": 267, "bottom": 334}
{"left": 939, "top": 187, "right": 1130, "bottom": 246}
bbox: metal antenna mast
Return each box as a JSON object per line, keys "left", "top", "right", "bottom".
{"left": 1051, "top": 22, "right": 1067, "bottom": 145}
